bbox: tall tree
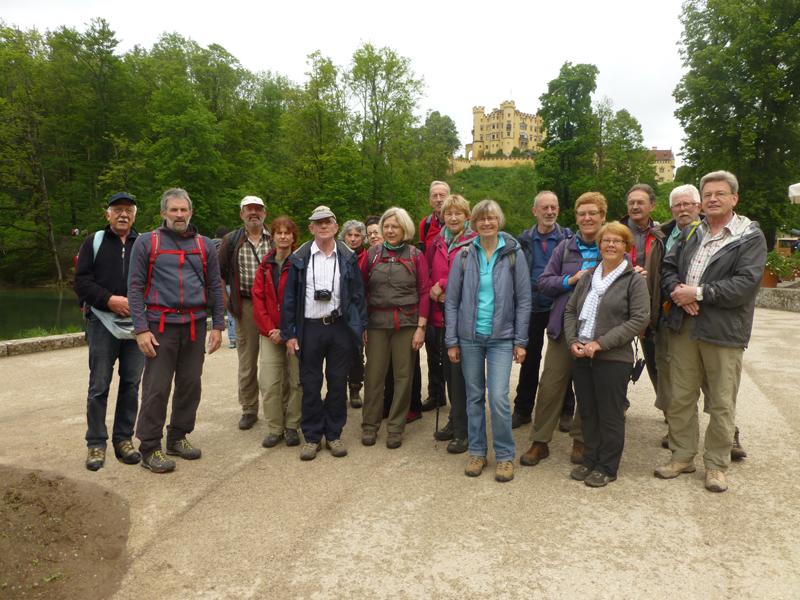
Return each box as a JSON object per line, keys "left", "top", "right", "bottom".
{"left": 535, "top": 62, "right": 599, "bottom": 209}
{"left": 675, "top": 0, "right": 800, "bottom": 244}
{"left": 417, "top": 110, "right": 461, "bottom": 183}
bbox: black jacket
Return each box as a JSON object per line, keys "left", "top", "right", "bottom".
{"left": 74, "top": 225, "right": 139, "bottom": 311}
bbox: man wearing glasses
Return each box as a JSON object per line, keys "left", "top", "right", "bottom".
{"left": 655, "top": 171, "right": 766, "bottom": 492}
{"left": 74, "top": 192, "right": 144, "bottom": 471}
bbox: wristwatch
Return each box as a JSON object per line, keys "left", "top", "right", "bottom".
{"left": 695, "top": 286, "right": 703, "bottom": 302}
{"left": 418, "top": 324, "right": 427, "bottom": 330}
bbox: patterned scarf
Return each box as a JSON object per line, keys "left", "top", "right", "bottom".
{"left": 578, "top": 261, "right": 627, "bottom": 344}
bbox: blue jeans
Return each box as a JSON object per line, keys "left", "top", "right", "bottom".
{"left": 226, "top": 285, "right": 236, "bottom": 344}
{"left": 85, "top": 313, "right": 145, "bottom": 448}
{"left": 459, "top": 334, "right": 515, "bottom": 462}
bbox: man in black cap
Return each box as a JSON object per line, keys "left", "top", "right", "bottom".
{"left": 74, "top": 192, "right": 144, "bottom": 471}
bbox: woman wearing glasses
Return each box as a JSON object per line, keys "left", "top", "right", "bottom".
{"left": 445, "top": 200, "right": 530, "bottom": 482}
{"left": 563, "top": 221, "right": 649, "bottom": 487}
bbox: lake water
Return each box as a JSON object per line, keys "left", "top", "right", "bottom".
{"left": 0, "top": 287, "right": 86, "bottom": 341}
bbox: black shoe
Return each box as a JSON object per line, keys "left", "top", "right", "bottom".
{"left": 262, "top": 433, "right": 284, "bottom": 448}
{"left": 511, "top": 412, "right": 532, "bottom": 429}
{"left": 86, "top": 447, "right": 105, "bottom": 471}
{"left": 731, "top": 426, "right": 747, "bottom": 460}
{"left": 239, "top": 414, "right": 258, "bottom": 430}
{"left": 558, "top": 413, "right": 573, "bottom": 433}
{"left": 434, "top": 421, "right": 455, "bottom": 441}
{"left": 113, "top": 440, "right": 141, "bottom": 465}
{"left": 166, "top": 438, "right": 202, "bottom": 460}
{"left": 285, "top": 429, "right": 301, "bottom": 447}
{"left": 349, "top": 389, "right": 363, "bottom": 409}
{"left": 420, "top": 396, "right": 446, "bottom": 411}
{"left": 447, "top": 438, "right": 469, "bottom": 454}
{"left": 141, "top": 450, "right": 176, "bottom": 473}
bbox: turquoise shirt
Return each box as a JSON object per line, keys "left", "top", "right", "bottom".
{"left": 665, "top": 224, "right": 682, "bottom": 252}
{"left": 474, "top": 235, "right": 506, "bottom": 335}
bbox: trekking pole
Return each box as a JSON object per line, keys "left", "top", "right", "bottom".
{"left": 436, "top": 300, "right": 445, "bottom": 434}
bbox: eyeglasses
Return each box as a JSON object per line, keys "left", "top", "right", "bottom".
{"left": 475, "top": 216, "right": 498, "bottom": 224}
{"left": 672, "top": 202, "right": 698, "bottom": 210}
{"left": 600, "top": 238, "right": 625, "bottom": 246}
{"left": 575, "top": 210, "right": 600, "bottom": 218}
{"left": 702, "top": 191, "right": 731, "bottom": 200}
{"left": 109, "top": 207, "right": 135, "bottom": 215}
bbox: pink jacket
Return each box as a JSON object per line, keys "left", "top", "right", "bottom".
{"left": 427, "top": 225, "right": 477, "bottom": 327}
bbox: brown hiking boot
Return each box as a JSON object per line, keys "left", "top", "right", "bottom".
{"left": 520, "top": 441, "right": 549, "bottom": 466}
{"left": 570, "top": 440, "right": 585, "bottom": 464}
{"left": 705, "top": 468, "right": 728, "bottom": 492}
{"left": 465, "top": 456, "right": 487, "bottom": 477}
{"left": 495, "top": 461, "right": 514, "bottom": 482}
{"left": 654, "top": 459, "right": 696, "bottom": 479}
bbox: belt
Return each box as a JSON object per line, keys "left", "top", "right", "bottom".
{"left": 308, "top": 314, "right": 339, "bottom": 325}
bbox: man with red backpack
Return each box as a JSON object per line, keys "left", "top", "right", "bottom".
{"left": 128, "top": 188, "right": 225, "bottom": 473}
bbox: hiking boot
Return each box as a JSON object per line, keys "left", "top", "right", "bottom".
{"left": 325, "top": 438, "right": 348, "bottom": 457}
{"left": 86, "top": 447, "right": 105, "bottom": 471}
{"left": 520, "top": 441, "right": 549, "bottom": 466}
{"left": 406, "top": 411, "right": 422, "bottom": 423}
{"left": 262, "top": 433, "right": 284, "bottom": 448}
{"left": 350, "top": 389, "right": 363, "bottom": 409}
{"left": 421, "top": 396, "right": 446, "bottom": 411}
{"left": 300, "top": 441, "right": 322, "bottom": 461}
{"left": 447, "top": 438, "right": 469, "bottom": 454}
{"left": 585, "top": 470, "right": 617, "bottom": 488}
{"left": 558, "top": 413, "right": 573, "bottom": 433}
{"left": 511, "top": 412, "right": 532, "bottom": 429}
{"left": 654, "top": 459, "right": 696, "bottom": 479}
{"left": 731, "top": 427, "right": 747, "bottom": 460}
{"left": 434, "top": 421, "right": 455, "bottom": 441}
{"left": 285, "top": 429, "right": 301, "bottom": 447}
{"left": 705, "top": 468, "right": 728, "bottom": 492}
{"left": 362, "top": 430, "right": 377, "bottom": 446}
{"left": 570, "top": 465, "right": 591, "bottom": 481}
{"left": 239, "top": 414, "right": 258, "bottom": 430}
{"left": 465, "top": 455, "right": 488, "bottom": 477}
{"left": 571, "top": 440, "right": 585, "bottom": 464}
{"left": 167, "top": 438, "right": 202, "bottom": 460}
{"left": 661, "top": 434, "right": 669, "bottom": 449}
{"left": 387, "top": 432, "right": 402, "bottom": 449}
{"left": 113, "top": 440, "right": 141, "bottom": 465}
{"left": 141, "top": 450, "right": 176, "bottom": 473}
{"left": 495, "top": 461, "right": 514, "bottom": 482}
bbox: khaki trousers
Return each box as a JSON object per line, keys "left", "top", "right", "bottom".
{"left": 667, "top": 316, "right": 741, "bottom": 470}
{"left": 233, "top": 297, "right": 261, "bottom": 414}
{"left": 530, "top": 333, "right": 583, "bottom": 443}
{"left": 654, "top": 317, "right": 672, "bottom": 412}
{"left": 258, "top": 335, "right": 302, "bottom": 434}
{"left": 363, "top": 327, "right": 415, "bottom": 434}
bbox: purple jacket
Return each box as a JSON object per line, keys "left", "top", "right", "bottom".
{"left": 537, "top": 235, "right": 600, "bottom": 340}
{"left": 427, "top": 226, "right": 477, "bottom": 327}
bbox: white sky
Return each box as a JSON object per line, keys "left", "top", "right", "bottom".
{"left": 4, "top": 0, "right": 688, "bottom": 165}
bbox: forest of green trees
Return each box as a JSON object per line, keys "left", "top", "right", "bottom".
{"left": 2, "top": 0, "right": 798, "bottom": 284}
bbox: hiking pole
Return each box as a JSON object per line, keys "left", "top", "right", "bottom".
{"left": 436, "top": 300, "right": 445, "bottom": 434}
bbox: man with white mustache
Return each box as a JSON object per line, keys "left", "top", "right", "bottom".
{"left": 74, "top": 192, "right": 144, "bottom": 471}
{"left": 218, "top": 197, "right": 273, "bottom": 431}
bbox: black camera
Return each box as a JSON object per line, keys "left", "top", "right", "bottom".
{"left": 630, "top": 358, "right": 646, "bottom": 383}
{"left": 314, "top": 289, "right": 332, "bottom": 302}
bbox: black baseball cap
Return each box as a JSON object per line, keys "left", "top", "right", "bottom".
{"left": 108, "top": 192, "right": 137, "bottom": 207}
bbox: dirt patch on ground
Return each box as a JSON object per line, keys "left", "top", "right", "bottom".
{"left": 0, "top": 466, "right": 129, "bottom": 600}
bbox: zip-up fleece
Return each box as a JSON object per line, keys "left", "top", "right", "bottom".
{"left": 279, "top": 239, "right": 368, "bottom": 358}
{"left": 74, "top": 225, "right": 139, "bottom": 311}
{"left": 128, "top": 223, "right": 225, "bottom": 334}
{"left": 659, "top": 214, "right": 766, "bottom": 348}
{"left": 427, "top": 225, "right": 477, "bottom": 328}
{"left": 252, "top": 249, "right": 291, "bottom": 337}
{"left": 444, "top": 232, "right": 531, "bottom": 348}
{"left": 563, "top": 260, "right": 651, "bottom": 363}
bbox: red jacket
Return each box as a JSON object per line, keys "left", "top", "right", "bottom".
{"left": 418, "top": 213, "right": 444, "bottom": 257}
{"left": 427, "top": 226, "right": 477, "bottom": 327}
{"left": 252, "top": 250, "right": 291, "bottom": 337}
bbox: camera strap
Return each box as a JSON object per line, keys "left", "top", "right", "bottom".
{"left": 312, "top": 250, "right": 337, "bottom": 293}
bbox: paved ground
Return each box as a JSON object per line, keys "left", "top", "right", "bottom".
{"left": 2, "top": 307, "right": 799, "bottom": 600}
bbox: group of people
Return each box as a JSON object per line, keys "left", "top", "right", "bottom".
{"left": 75, "top": 171, "right": 765, "bottom": 493}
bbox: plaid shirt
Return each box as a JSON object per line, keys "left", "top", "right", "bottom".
{"left": 238, "top": 234, "right": 270, "bottom": 297}
{"left": 686, "top": 214, "right": 741, "bottom": 288}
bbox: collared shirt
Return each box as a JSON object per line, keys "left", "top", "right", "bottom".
{"left": 686, "top": 214, "right": 741, "bottom": 288}
{"left": 238, "top": 233, "right": 270, "bottom": 297}
{"left": 304, "top": 241, "right": 341, "bottom": 318}
{"left": 665, "top": 224, "right": 683, "bottom": 252}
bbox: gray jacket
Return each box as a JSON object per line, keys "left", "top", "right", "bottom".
{"left": 563, "top": 260, "right": 650, "bottom": 363}
{"left": 444, "top": 232, "right": 531, "bottom": 348}
{"left": 659, "top": 214, "right": 766, "bottom": 348}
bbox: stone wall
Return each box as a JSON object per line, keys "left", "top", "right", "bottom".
{"left": 755, "top": 287, "right": 800, "bottom": 313}
{"left": 0, "top": 333, "right": 86, "bottom": 358}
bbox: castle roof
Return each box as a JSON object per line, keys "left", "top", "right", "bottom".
{"left": 649, "top": 148, "right": 674, "bottom": 161}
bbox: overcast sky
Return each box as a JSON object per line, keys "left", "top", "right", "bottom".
{"left": 4, "top": 0, "right": 688, "bottom": 165}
